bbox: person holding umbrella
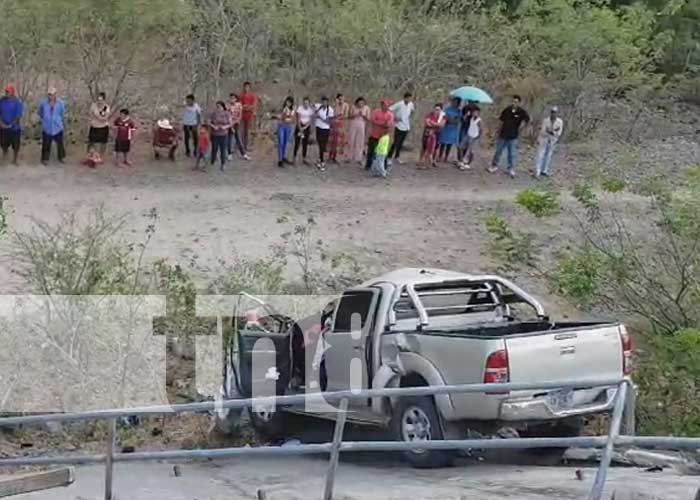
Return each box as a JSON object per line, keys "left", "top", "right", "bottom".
{"left": 489, "top": 94, "right": 530, "bottom": 178}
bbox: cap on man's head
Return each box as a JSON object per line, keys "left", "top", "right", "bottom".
{"left": 5, "top": 84, "right": 16, "bottom": 95}
{"left": 380, "top": 98, "right": 393, "bottom": 106}
{"left": 47, "top": 87, "right": 57, "bottom": 95}
{"left": 551, "top": 106, "right": 560, "bottom": 113}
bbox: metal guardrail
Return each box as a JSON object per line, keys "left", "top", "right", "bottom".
{"left": 0, "top": 377, "right": 699, "bottom": 500}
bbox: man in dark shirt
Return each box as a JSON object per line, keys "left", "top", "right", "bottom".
{"left": 489, "top": 95, "right": 530, "bottom": 178}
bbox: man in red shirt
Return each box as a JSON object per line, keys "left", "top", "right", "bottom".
{"left": 239, "top": 81, "right": 257, "bottom": 154}
{"left": 365, "top": 99, "right": 394, "bottom": 171}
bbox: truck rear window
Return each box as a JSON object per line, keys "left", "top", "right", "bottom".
{"left": 394, "top": 283, "right": 499, "bottom": 320}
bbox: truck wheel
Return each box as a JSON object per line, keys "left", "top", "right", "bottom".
{"left": 249, "top": 404, "right": 287, "bottom": 441}
{"left": 392, "top": 396, "right": 454, "bottom": 468}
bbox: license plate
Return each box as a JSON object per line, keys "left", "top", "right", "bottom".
{"left": 547, "top": 389, "right": 574, "bottom": 410}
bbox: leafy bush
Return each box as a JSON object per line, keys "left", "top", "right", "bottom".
{"left": 636, "top": 329, "right": 700, "bottom": 436}
{"left": 207, "top": 256, "right": 286, "bottom": 296}
{"left": 12, "top": 208, "right": 147, "bottom": 295}
{"left": 551, "top": 246, "right": 604, "bottom": 307}
{"left": 601, "top": 177, "right": 627, "bottom": 193}
{"left": 571, "top": 182, "right": 598, "bottom": 210}
{"left": 516, "top": 188, "right": 560, "bottom": 217}
{"left": 484, "top": 215, "right": 535, "bottom": 268}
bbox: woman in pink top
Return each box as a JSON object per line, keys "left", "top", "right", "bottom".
{"left": 347, "top": 97, "right": 370, "bottom": 165}
{"left": 227, "top": 93, "right": 249, "bottom": 160}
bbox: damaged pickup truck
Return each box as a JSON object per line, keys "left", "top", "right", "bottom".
{"left": 225, "top": 268, "right": 632, "bottom": 468}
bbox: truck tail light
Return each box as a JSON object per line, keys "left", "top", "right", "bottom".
{"left": 620, "top": 326, "right": 633, "bottom": 375}
{"left": 484, "top": 349, "right": 509, "bottom": 394}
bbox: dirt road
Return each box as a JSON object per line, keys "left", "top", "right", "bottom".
{"left": 0, "top": 150, "right": 590, "bottom": 309}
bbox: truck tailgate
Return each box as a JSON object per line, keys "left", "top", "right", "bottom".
{"left": 505, "top": 324, "right": 623, "bottom": 384}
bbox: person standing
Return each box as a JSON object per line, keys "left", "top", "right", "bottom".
{"left": 419, "top": 103, "right": 444, "bottom": 169}
{"left": 88, "top": 92, "right": 110, "bottom": 156}
{"left": 314, "top": 96, "right": 334, "bottom": 172}
{"left": 328, "top": 93, "right": 349, "bottom": 163}
{"left": 239, "top": 81, "right": 257, "bottom": 154}
{"left": 38, "top": 87, "right": 66, "bottom": 165}
{"left": 436, "top": 97, "right": 461, "bottom": 164}
{"left": 490, "top": 95, "right": 530, "bottom": 178}
{"left": 457, "top": 106, "right": 482, "bottom": 171}
{"left": 227, "top": 93, "right": 249, "bottom": 160}
{"left": 347, "top": 97, "right": 370, "bottom": 165}
{"left": 365, "top": 99, "right": 394, "bottom": 171}
{"left": 388, "top": 92, "right": 414, "bottom": 166}
{"left": 294, "top": 97, "right": 314, "bottom": 165}
{"left": 0, "top": 84, "right": 24, "bottom": 165}
{"left": 276, "top": 96, "right": 295, "bottom": 168}
{"left": 113, "top": 108, "right": 136, "bottom": 167}
{"left": 534, "top": 106, "right": 564, "bottom": 178}
{"left": 194, "top": 124, "right": 210, "bottom": 172}
{"left": 182, "top": 94, "right": 201, "bottom": 158}
{"left": 209, "top": 101, "right": 231, "bottom": 171}
{"left": 457, "top": 100, "right": 478, "bottom": 165}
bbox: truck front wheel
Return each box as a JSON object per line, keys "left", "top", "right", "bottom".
{"left": 392, "top": 396, "right": 454, "bottom": 468}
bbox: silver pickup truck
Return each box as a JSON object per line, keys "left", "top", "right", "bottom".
{"left": 229, "top": 268, "right": 632, "bottom": 467}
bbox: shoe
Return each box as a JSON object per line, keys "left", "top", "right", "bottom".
{"left": 459, "top": 164, "right": 470, "bottom": 171}
{"left": 243, "top": 154, "right": 251, "bottom": 160}
{"left": 227, "top": 154, "right": 233, "bottom": 161}
{"left": 277, "top": 160, "right": 284, "bottom": 168}
{"left": 386, "top": 159, "right": 393, "bottom": 167}
{"left": 397, "top": 159, "right": 405, "bottom": 165}
{"left": 487, "top": 166, "right": 498, "bottom": 173}
{"left": 41, "top": 161, "right": 48, "bottom": 166}
{"left": 302, "top": 159, "right": 309, "bottom": 166}
{"left": 124, "top": 160, "right": 133, "bottom": 167}
{"left": 509, "top": 170, "right": 516, "bottom": 178}
{"left": 541, "top": 172, "right": 550, "bottom": 177}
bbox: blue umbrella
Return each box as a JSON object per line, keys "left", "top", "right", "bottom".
{"left": 449, "top": 86, "right": 493, "bottom": 104}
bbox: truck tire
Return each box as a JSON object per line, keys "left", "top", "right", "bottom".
{"left": 392, "top": 396, "right": 454, "bottom": 468}
{"left": 249, "top": 404, "right": 287, "bottom": 441}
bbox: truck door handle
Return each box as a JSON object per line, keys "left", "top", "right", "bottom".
{"left": 560, "top": 346, "right": 576, "bottom": 355}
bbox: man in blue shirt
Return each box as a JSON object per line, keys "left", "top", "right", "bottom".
{"left": 0, "top": 84, "right": 23, "bottom": 165}
{"left": 37, "top": 87, "right": 66, "bottom": 165}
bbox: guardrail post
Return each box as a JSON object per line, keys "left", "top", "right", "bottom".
{"left": 622, "top": 383, "right": 636, "bottom": 436}
{"left": 104, "top": 418, "right": 116, "bottom": 500}
{"left": 322, "top": 398, "right": 349, "bottom": 500}
{"left": 588, "top": 381, "right": 628, "bottom": 500}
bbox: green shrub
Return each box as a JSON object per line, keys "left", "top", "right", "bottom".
{"left": 484, "top": 215, "right": 535, "bottom": 267}
{"left": 516, "top": 188, "right": 560, "bottom": 217}
{"left": 601, "top": 177, "right": 626, "bottom": 193}
{"left": 636, "top": 329, "right": 700, "bottom": 436}
{"left": 551, "top": 246, "right": 604, "bottom": 307}
{"left": 571, "top": 182, "right": 597, "bottom": 209}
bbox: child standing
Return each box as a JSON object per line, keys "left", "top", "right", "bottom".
{"left": 371, "top": 134, "right": 391, "bottom": 178}
{"left": 113, "top": 109, "right": 136, "bottom": 167}
{"left": 194, "top": 124, "right": 210, "bottom": 171}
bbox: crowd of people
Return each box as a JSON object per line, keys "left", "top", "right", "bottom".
{"left": 0, "top": 81, "right": 565, "bottom": 179}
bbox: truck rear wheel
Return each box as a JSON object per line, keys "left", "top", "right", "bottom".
{"left": 392, "top": 396, "right": 454, "bottom": 468}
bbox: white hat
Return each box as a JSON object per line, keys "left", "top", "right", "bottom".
{"left": 157, "top": 119, "right": 173, "bottom": 129}
{"left": 551, "top": 106, "right": 560, "bottom": 113}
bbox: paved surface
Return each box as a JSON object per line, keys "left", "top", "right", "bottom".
{"left": 14, "top": 455, "right": 700, "bottom": 500}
